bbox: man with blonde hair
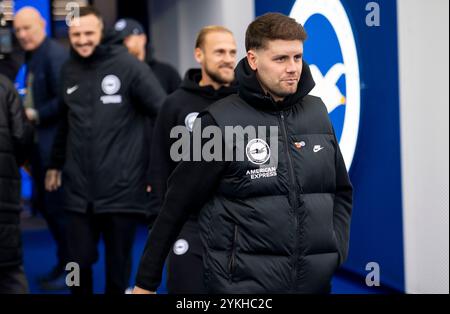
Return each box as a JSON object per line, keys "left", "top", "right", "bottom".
{"left": 144, "top": 25, "right": 237, "bottom": 293}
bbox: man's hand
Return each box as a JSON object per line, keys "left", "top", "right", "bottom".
{"left": 45, "top": 169, "right": 62, "bottom": 192}
{"left": 132, "top": 286, "right": 156, "bottom": 294}
{"left": 25, "top": 108, "right": 38, "bottom": 122}
{"left": 146, "top": 185, "right": 152, "bottom": 193}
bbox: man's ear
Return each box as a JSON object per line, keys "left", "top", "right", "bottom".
{"left": 40, "top": 18, "right": 47, "bottom": 34}
{"left": 247, "top": 50, "right": 258, "bottom": 71}
{"left": 141, "top": 34, "right": 148, "bottom": 46}
{"left": 98, "top": 18, "right": 105, "bottom": 32}
{"left": 194, "top": 47, "right": 203, "bottom": 64}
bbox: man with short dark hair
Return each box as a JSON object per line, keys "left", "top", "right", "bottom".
{"left": 134, "top": 13, "right": 352, "bottom": 294}
{"left": 45, "top": 6, "right": 166, "bottom": 294}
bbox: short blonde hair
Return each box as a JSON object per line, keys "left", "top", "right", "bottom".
{"left": 195, "top": 25, "right": 233, "bottom": 49}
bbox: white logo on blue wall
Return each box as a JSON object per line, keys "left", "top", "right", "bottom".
{"left": 290, "top": 0, "right": 360, "bottom": 170}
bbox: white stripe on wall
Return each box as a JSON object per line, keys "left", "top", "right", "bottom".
{"left": 398, "top": 0, "right": 449, "bottom": 294}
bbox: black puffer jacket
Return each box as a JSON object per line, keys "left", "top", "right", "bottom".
{"left": 198, "top": 58, "right": 353, "bottom": 293}
{"left": 0, "top": 74, "right": 33, "bottom": 267}
{"left": 50, "top": 41, "right": 166, "bottom": 214}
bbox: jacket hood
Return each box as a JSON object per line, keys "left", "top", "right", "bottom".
{"left": 181, "top": 68, "right": 238, "bottom": 100}
{"left": 235, "top": 57, "right": 316, "bottom": 111}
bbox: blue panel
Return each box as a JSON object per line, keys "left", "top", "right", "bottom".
{"left": 21, "top": 168, "right": 32, "bottom": 200}
{"left": 255, "top": 0, "right": 297, "bottom": 16}
{"left": 340, "top": 0, "right": 404, "bottom": 292}
{"left": 14, "top": 0, "right": 52, "bottom": 36}
{"left": 302, "top": 13, "right": 345, "bottom": 141}
{"left": 255, "top": 0, "right": 405, "bottom": 292}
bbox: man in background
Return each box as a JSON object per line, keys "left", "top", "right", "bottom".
{"left": 113, "top": 18, "right": 181, "bottom": 94}
{"left": 0, "top": 74, "right": 33, "bottom": 294}
{"left": 14, "top": 7, "right": 68, "bottom": 290}
{"left": 145, "top": 25, "right": 237, "bottom": 293}
{"left": 112, "top": 18, "right": 182, "bottom": 217}
{"left": 46, "top": 6, "right": 166, "bottom": 294}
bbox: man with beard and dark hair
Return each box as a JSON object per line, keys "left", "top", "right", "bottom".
{"left": 146, "top": 25, "right": 237, "bottom": 294}
{"left": 134, "top": 13, "right": 352, "bottom": 294}
{"left": 45, "top": 6, "right": 166, "bottom": 294}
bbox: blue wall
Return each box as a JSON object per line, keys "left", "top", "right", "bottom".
{"left": 255, "top": 0, "right": 405, "bottom": 291}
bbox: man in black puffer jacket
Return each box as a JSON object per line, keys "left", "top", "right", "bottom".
{"left": 134, "top": 13, "right": 352, "bottom": 294}
{"left": 45, "top": 6, "right": 166, "bottom": 294}
{"left": 0, "top": 74, "right": 33, "bottom": 294}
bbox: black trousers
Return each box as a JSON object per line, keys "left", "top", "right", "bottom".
{"left": 0, "top": 265, "right": 29, "bottom": 294}
{"left": 65, "top": 210, "right": 141, "bottom": 294}
{"left": 30, "top": 145, "right": 67, "bottom": 269}
{"left": 167, "top": 218, "right": 207, "bottom": 294}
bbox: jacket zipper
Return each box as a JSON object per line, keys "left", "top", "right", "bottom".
{"left": 279, "top": 112, "right": 298, "bottom": 208}
{"left": 86, "top": 71, "right": 95, "bottom": 206}
{"left": 228, "top": 224, "right": 238, "bottom": 281}
{"left": 279, "top": 111, "right": 301, "bottom": 292}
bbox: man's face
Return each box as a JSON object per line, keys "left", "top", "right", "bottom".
{"left": 14, "top": 13, "right": 46, "bottom": 51}
{"left": 123, "top": 34, "right": 146, "bottom": 58}
{"left": 69, "top": 15, "right": 103, "bottom": 58}
{"left": 248, "top": 40, "right": 303, "bottom": 101}
{"left": 195, "top": 32, "right": 237, "bottom": 85}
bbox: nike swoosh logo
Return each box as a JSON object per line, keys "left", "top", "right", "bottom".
{"left": 313, "top": 146, "right": 324, "bottom": 153}
{"left": 66, "top": 85, "right": 79, "bottom": 95}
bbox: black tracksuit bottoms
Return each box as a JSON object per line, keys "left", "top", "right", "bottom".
{"left": 65, "top": 209, "right": 141, "bottom": 294}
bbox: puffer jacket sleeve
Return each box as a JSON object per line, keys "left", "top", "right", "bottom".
{"left": 129, "top": 59, "right": 167, "bottom": 117}
{"left": 332, "top": 133, "right": 353, "bottom": 265}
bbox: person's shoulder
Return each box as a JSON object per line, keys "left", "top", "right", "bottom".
{"left": 116, "top": 50, "right": 155, "bottom": 78}
{"left": 301, "top": 95, "right": 329, "bottom": 116}
{"left": 115, "top": 47, "right": 145, "bottom": 67}
{"left": 0, "top": 74, "right": 18, "bottom": 105}
{"left": 150, "top": 59, "right": 178, "bottom": 74}
{"left": 47, "top": 38, "right": 65, "bottom": 49}
{"left": 208, "top": 94, "right": 244, "bottom": 111}
{"left": 159, "top": 87, "right": 212, "bottom": 125}
{"left": 159, "top": 88, "right": 188, "bottom": 112}
{"left": 46, "top": 38, "right": 68, "bottom": 57}
{"left": 0, "top": 73, "right": 15, "bottom": 91}
{"left": 301, "top": 95, "right": 334, "bottom": 133}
